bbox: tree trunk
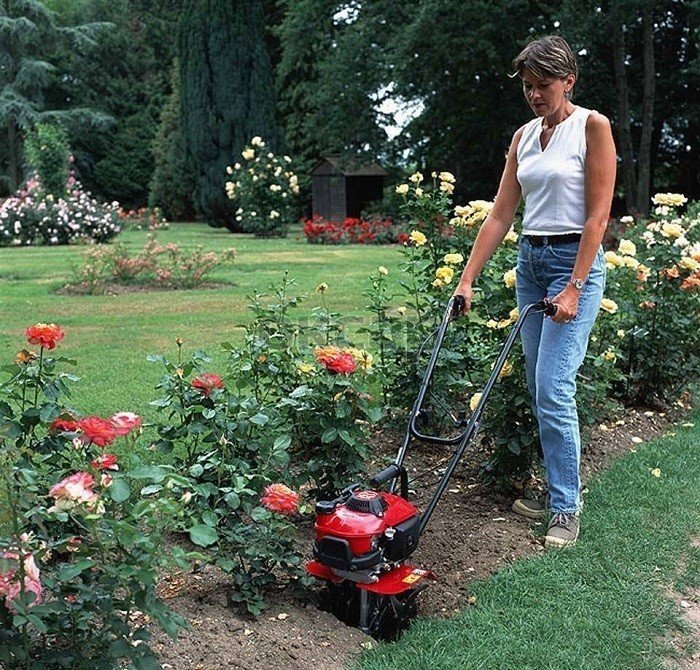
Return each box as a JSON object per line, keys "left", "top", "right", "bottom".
{"left": 7, "top": 120, "right": 20, "bottom": 192}
{"left": 612, "top": 23, "right": 636, "bottom": 214}
{"left": 635, "top": 8, "right": 655, "bottom": 216}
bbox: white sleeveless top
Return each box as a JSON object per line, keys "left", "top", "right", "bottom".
{"left": 516, "top": 106, "right": 595, "bottom": 235}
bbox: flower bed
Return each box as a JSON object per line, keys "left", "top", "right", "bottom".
{"left": 303, "top": 215, "right": 407, "bottom": 244}
{"left": 0, "top": 175, "right": 121, "bottom": 246}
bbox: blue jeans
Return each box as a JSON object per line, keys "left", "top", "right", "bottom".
{"left": 516, "top": 238, "right": 606, "bottom": 514}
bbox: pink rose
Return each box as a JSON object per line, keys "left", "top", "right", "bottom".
{"left": 0, "top": 543, "right": 42, "bottom": 612}
{"left": 48, "top": 472, "right": 100, "bottom": 513}
{"left": 109, "top": 412, "right": 142, "bottom": 437}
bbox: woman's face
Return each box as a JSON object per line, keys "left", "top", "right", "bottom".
{"left": 521, "top": 67, "right": 574, "bottom": 117}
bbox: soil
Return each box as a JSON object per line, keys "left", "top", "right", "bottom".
{"left": 153, "top": 401, "right": 694, "bottom": 670}
{"left": 56, "top": 281, "right": 232, "bottom": 296}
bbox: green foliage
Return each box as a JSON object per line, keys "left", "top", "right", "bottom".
{"left": 225, "top": 137, "right": 299, "bottom": 237}
{"left": 148, "top": 59, "right": 196, "bottom": 221}
{"left": 0, "top": 325, "right": 189, "bottom": 668}
{"left": 178, "top": 0, "right": 282, "bottom": 229}
{"left": 23, "top": 123, "right": 70, "bottom": 198}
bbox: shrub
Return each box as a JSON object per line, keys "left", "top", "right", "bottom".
{"left": 0, "top": 175, "right": 121, "bottom": 247}
{"left": 23, "top": 123, "right": 70, "bottom": 198}
{"left": 0, "top": 324, "right": 189, "bottom": 668}
{"left": 303, "top": 215, "right": 406, "bottom": 244}
{"left": 70, "top": 235, "right": 236, "bottom": 293}
{"left": 225, "top": 137, "right": 299, "bottom": 237}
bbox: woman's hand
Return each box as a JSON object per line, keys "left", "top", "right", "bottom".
{"left": 550, "top": 284, "right": 580, "bottom": 324}
{"left": 452, "top": 282, "right": 473, "bottom": 317}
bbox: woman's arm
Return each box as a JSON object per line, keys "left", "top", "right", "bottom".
{"left": 453, "top": 127, "right": 525, "bottom": 313}
{"left": 549, "top": 113, "right": 617, "bottom": 323}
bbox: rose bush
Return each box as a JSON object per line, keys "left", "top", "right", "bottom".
{"left": 0, "top": 174, "right": 121, "bottom": 247}
{"left": 225, "top": 137, "right": 299, "bottom": 237}
{"left": 0, "top": 324, "right": 192, "bottom": 668}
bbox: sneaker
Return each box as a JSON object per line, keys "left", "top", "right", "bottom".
{"left": 512, "top": 497, "right": 547, "bottom": 520}
{"left": 544, "top": 512, "right": 580, "bottom": 549}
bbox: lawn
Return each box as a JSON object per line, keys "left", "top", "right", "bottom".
{"left": 357, "top": 411, "right": 700, "bottom": 670}
{"left": 0, "top": 224, "right": 402, "bottom": 418}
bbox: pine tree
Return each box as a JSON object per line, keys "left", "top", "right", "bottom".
{"left": 148, "top": 59, "right": 196, "bottom": 221}
{"left": 178, "top": 0, "right": 282, "bottom": 228}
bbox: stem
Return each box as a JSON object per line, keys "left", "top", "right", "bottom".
{"left": 32, "top": 347, "right": 44, "bottom": 408}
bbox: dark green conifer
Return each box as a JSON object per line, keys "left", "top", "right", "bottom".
{"left": 178, "top": 0, "right": 281, "bottom": 228}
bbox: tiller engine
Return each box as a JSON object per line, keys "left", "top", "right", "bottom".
{"left": 307, "top": 296, "right": 556, "bottom": 640}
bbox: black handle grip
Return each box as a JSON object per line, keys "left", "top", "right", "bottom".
{"left": 451, "top": 295, "right": 465, "bottom": 318}
{"left": 370, "top": 464, "right": 401, "bottom": 488}
{"left": 534, "top": 298, "right": 558, "bottom": 316}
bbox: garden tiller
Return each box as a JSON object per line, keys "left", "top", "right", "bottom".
{"left": 306, "top": 296, "right": 557, "bottom": 640}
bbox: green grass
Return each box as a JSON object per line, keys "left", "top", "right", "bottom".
{"left": 357, "top": 413, "right": 700, "bottom": 670}
{"left": 0, "top": 224, "right": 401, "bottom": 418}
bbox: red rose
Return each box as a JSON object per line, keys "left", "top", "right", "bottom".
{"left": 192, "top": 373, "right": 225, "bottom": 396}
{"left": 78, "top": 416, "right": 117, "bottom": 447}
{"left": 91, "top": 453, "right": 118, "bottom": 470}
{"left": 50, "top": 418, "right": 79, "bottom": 433}
{"left": 314, "top": 347, "right": 357, "bottom": 375}
{"left": 261, "top": 484, "right": 299, "bottom": 516}
{"left": 109, "top": 412, "right": 142, "bottom": 436}
{"left": 26, "top": 323, "right": 65, "bottom": 350}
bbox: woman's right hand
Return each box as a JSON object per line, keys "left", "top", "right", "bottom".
{"left": 452, "top": 282, "right": 473, "bottom": 317}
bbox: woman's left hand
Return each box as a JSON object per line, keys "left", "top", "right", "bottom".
{"left": 550, "top": 285, "right": 580, "bottom": 324}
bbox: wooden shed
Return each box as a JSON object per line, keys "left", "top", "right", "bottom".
{"left": 311, "top": 156, "right": 387, "bottom": 221}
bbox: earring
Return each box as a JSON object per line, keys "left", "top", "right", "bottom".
{"left": 565, "top": 89, "right": 572, "bottom": 101}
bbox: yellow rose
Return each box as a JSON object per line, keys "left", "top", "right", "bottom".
{"left": 603, "top": 349, "right": 617, "bottom": 362}
{"left": 636, "top": 264, "right": 650, "bottom": 282}
{"left": 618, "top": 239, "right": 636, "bottom": 256}
{"left": 497, "top": 318, "right": 512, "bottom": 329}
{"left": 443, "top": 253, "right": 464, "bottom": 265}
{"left": 600, "top": 298, "right": 618, "bottom": 314}
{"left": 621, "top": 256, "right": 639, "bottom": 269}
{"left": 395, "top": 184, "right": 409, "bottom": 195}
{"left": 435, "top": 266, "right": 454, "bottom": 284}
{"left": 397, "top": 306, "right": 407, "bottom": 316}
{"left": 409, "top": 172, "right": 424, "bottom": 183}
{"left": 469, "top": 392, "right": 483, "bottom": 412}
{"left": 617, "top": 329, "right": 626, "bottom": 338}
{"left": 409, "top": 230, "right": 427, "bottom": 246}
{"left": 679, "top": 256, "right": 700, "bottom": 272}
{"left": 503, "top": 228, "right": 519, "bottom": 243}
{"left": 661, "top": 222, "right": 685, "bottom": 239}
{"left": 509, "top": 307, "right": 519, "bottom": 320}
{"left": 316, "top": 282, "right": 328, "bottom": 293}
{"left": 297, "top": 362, "right": 315, "bottom": 374}
{"left": 503, "top": 268, "right": 517, "bottom": 289}
{"left": 498, "top": 360, "right": 514, "bottom": 379}
{"left": 651, "top": 192, "right": 688, "bottom": 207}
{"left": 378, "top": 266, "right": 389, "bottom": 276}
{"left": 485, "top": 319, "right": 498, "bottom": 329}
{"left": 604, "top": 251, "right": 624, "bottom": 268}
{"left": 439, "top": 181, "right": 455, "bottom": 194}
{"left": 432, "top": 278, "right": 444, "bottom": 288}
{"left": 415, "top": 187, "right": 424, "bottom": 197}
{"left": 439, "top": 171, "right": 456, "bottom": 183}
{"left": 242, "top": 148, "right": 255, "bottom": 160}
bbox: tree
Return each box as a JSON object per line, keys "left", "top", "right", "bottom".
{"left": 0, "top": 0, "right": 109, "bottom": 192}
{"left": 178, "top": 0, "right": 282, "bottom": 228}
{"left": 148, "top": 59, "right": 196, "bottom": 221}
{"left": 560, "top": 0, "right": 698, "bottom": 214}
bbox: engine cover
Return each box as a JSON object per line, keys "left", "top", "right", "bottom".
{"left": 313, "top": 489, "right": 421, "bottom": 572}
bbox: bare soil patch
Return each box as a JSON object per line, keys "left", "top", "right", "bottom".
{"left": 154, "top": 403, "right": 689, "bottom": 670}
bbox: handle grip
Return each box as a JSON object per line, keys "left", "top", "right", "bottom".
{"left": 536, "top": 298, "right": 558, "bottom": 316}
{"left": 370, "top": 464, "right": 401, "bottom": 488}
{"left": 451, "top": 295, "right": 465, "bottom": 318}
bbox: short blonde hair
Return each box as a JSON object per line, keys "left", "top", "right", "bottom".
{"left": 512, "top": 36, "right": 578, "bottom": 81}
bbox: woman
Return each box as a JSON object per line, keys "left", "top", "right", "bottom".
{"left": 453, "top": 36, "right": 616, "bottom": 548}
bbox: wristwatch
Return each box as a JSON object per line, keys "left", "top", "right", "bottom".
{"left": 569, "top": 277, "right": 585, "bottom": 290}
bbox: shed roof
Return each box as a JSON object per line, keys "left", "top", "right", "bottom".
{"left": 311, "top": 156, "right": 387, "bottom": 177}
